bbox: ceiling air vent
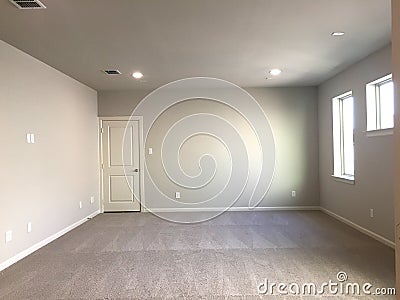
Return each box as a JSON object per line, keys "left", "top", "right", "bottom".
{"left": 103, "top": 70, "right": 122, "bottom": 75}
{"left": 9, "top": 0, "right": 46, "bottom": 9}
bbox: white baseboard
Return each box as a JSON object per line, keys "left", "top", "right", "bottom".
{"left": 0, "top": 210, "right": 100, "bottom": 272}
{"left": 144, "top": 206, "right": 320, "bottom": 213}
{"left": 320, "top": 207, "right": 395, "bottom": 249}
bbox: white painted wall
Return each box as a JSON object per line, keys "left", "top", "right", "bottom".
{"left": 318, "top": 44, "right": 394, "bottom": 242}
{"left": 0, "top": 40, "right": 100, "bottom": 267}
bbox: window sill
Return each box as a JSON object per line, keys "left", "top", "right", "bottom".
{"left": 366, "top": 128, "right": 393, "bottom": 137}
{"left": 331, "top": 175, "right": 355, "bottom": 185}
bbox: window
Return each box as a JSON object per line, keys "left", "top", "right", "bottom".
{"left": 366, "top": 74, "right": 394, "bottom": 131}
{"left": 332, "top": 92, "right": 354, "bottom": 181}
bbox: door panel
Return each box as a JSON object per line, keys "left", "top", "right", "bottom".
{"left": 110, "top": 176, "right": 134, "bottom": 202}
{"left": 109, "top": 126, "right": 133, "bottom": 166}
{"left": 102, "top": 120, "right": 141, "bottom": 212}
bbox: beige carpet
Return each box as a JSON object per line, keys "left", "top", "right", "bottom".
{"left": 0, "top": 211, "right": 395, "bottom": 299}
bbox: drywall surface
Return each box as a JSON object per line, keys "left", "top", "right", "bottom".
{"left": 0, "top": 40, "right": 99, "bottom": 265}
{"left": 98, "top": 85, "right": 319, "bottom": 218}
{"left": 392, "top": 0, "right": 400, "bottom": 291}
{"left": 318, "top": 44, "right": 394, "bottom": 241}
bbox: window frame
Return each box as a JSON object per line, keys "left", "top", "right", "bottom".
{"left": 332, "top": 91, "right": 355, "bottom": 183}
{"left": 366, "top": 74, "right": 394, "bottom": 134}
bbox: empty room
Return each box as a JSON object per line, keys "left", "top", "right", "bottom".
{"left": 1, "top": 0, "right": 400, "bottom": 299}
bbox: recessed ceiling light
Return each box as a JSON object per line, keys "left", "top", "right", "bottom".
{"left": 331, "top": 31, "right": 345, "bottom": 36}
{"left": 269, "top": 69, "right": 282, "bottom": 76}
{"left": 132, "top": 71, "right": 143, "bottom": 79}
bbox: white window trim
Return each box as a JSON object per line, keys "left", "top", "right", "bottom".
{"left": 366, "top": 74, "right": 393, "bottom": 133}
{"left": 366, "top": 128, "right": 393, "bottom": 137}
{"left": 331, "top": 174, "right": 355, "bottom": 184}
{"left": 332, "top": 91, "right": 355, "bottom": 182}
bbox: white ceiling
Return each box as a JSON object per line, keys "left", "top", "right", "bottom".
{"left": 0, "top": 0, "right": 392, "bottom": 91}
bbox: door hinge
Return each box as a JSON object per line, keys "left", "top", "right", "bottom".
{"left": 101, "top": 163, "right": 104, "bottom": 169}
{"left": 100, "top": 127, "right": 104, "bottom": 134}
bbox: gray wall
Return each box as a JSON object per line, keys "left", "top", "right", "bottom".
{"left": 318, "top": 44, "right": 394, "bottom": 241}
{"left": 0, "top": 41, "right": 100, "bottom": 266}
{"left": 249, "top": 87, "right": 319, "bottom": 207}
{"left": 98, "top": 90, "right": 149, "bottom": 117}
{"left": 98, "top": 86, "right": 319, "bottom": 212}
{"left": 392, "top": 0, "right": 400, "bottom": 290}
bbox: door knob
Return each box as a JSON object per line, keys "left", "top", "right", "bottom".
{"left": 133, "top": 168, "right": 139, "bottom": 172}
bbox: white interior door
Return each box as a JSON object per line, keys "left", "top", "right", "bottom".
{"left": 101, "top": 120, "right": 141, "bottom": 212}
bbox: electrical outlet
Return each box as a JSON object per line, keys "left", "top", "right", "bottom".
{"left": 370, "top": 209, "right": 374, "bottom": 218}
{"left": 79, "top": 201, "right": 82, "bottom": 209}
{"left": 148, "top": 148, "right": 153, "bottom": 155}
{"left": 5, "top": 230, "right": 12, "bottom": 243}
{"left": 27, "top": 222, "right": 32, "bottom": 233}
{"left": 291, "top": 190, "right": 296, "bottom": 197}
{"left": 90, "top": 196, "right": 94, "bottom": 204}
{"left": 175, "top": 192, "right": 181, "bottom": 199}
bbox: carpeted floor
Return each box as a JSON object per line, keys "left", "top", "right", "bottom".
{"left": 0, "top": 211, "right": 395, "bottom": 299}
